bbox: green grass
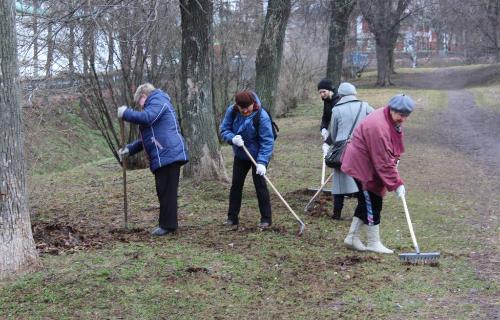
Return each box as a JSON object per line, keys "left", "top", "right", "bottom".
{"left": 24, "top": 103, "right": 110, "bottom": 175}
{"left": 1, "top": 68, "right": 498, "bottom": 319}
{"left": 471, "top": 83, "right": 500, "bottom": 111}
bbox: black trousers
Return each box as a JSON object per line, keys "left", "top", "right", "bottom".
{"left": 353, "top": 179, "right": 383, "bottom": 226}
{"left": 154, "top": 162, "right": 181, "bottom": 230}
{"left": 227, "top": 157, "right": 272, "bottom": 224}
{"left": 333, "top": 194, "right": 345, "bottom": 212}
{"left": 333, "top": 193, "right": 359, "bottom": 212}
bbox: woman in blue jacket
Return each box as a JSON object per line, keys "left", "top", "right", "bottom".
{"left": 219, "top": 91, "right": 275, "bottom": 229}
{"left": 117, "top": 83, "right": 189, "bottom": 236}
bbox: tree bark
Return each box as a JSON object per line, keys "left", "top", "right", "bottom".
{"left": 359, "top": 0, "right": 410, "bottom": 86}
{"left": 0, "top": 0, "right": 39, "bottom": 280}
{"left": 180, "top": 0, "right": 228, "bottom": 181}
{"left": 326, "top": 0, "right": 356, "bottom": 87}
{"left": 32, "top": 0, "right": 39, "bottom": 77}
{"left": 487, "top": 0, "right": 499, "bottom": 62}
{"left": 255, "top": 0, "right": 291, "bottom": 115}
{"left": 45, "top": 22, "right": 54, "bottom": 77}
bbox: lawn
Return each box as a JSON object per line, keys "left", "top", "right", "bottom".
{"left": 1, "top": 85, "right": 497, "bottom": 319}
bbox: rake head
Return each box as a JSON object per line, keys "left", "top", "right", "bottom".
{"left": 297, "top": 223, "right": 305, "bottom": 237}
{"left": 399, "top": 252, "right": 440, "bottom": 265}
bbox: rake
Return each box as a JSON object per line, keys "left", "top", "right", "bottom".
{"left": 399, "top": 194, "right": 440, "bottom": 264}
{"left": 307, "top": 156, "right": 332, "bottom": 193}
{"left": 241, "top": 145, "right": 305, "bottom": 236}
{"left": 304, "top": 171, "right": 333, "bottom": 213}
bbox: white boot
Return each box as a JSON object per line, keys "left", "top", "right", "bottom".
{"left": 344, "top": 217, "right": 366, "bottom": 251}
{"left": 365, "top": 224, "right": 393, "bottom": 254}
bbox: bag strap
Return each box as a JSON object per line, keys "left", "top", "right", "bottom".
{"left": 347, "top": 102, "right": 363, "bottom": 139}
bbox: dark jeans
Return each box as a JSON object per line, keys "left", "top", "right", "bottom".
{"left": 227, "top": 157, "right": 272, "bottom": 224}
{"left": 353, "top": 179, "right": 383, "bottom": 226}
{"left": 154, "top": 162, "right": 181, "bottom": 230}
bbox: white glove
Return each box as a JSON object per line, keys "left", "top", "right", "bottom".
{"left": 232, "top": 135, "right": 244, "bottom": 147}
{"left": 396, "top": 159, "right": 400, "bottom": 168}
{"left": 322, "top": 143, "right": 330, "bottom": 157}
{"left": 321, "top": 128, "right": 329, "bottom": 141}
{"left": 118, "top": 147, "right": 129, "bottom": 162}
{"left": 256, "top": 164, "right": 266, "bottom": 176}
{"left": 117, "top": 106, "right": 127, "bottom": 119}
{"left": 396, "top": 185, "right": 405, "bottom": 198}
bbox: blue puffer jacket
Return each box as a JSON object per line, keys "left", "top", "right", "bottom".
{"left": 219, "top": 93, "right": 274, "bottom": 166}
{"left": 123, "top": 89, "right": 189, "bottom": 173}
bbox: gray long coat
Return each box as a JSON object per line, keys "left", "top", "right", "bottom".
{"left": 329, "top": 96, "right": 374, "bottom": 194}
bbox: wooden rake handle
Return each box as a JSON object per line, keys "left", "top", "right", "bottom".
{"left": 241, "top": 145, "right": 305, "bottom": 232}
{"left": 401, "top": 194, "right": 420, "bottom": 254}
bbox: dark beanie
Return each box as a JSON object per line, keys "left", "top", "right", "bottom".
{"left": 317, "top": 78, "right": 333, "bottom": 91}
{"left": 235, "top": 91, "right": 255, "bottom": 108}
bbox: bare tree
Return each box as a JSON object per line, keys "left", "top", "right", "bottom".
{"left": 359, "top": 0, "right": 410, "bottom": 86}
{"left": 0, "top": 0, "right": 39, "bottom": 280}
{"left": 180, "top": 0, "right": 228, "bottom": 181}
{"left": 255, "top": 0, "right": 292, "bottom": 115}
{"left": 326, "top": 0, "right": 356, "bottom": 86}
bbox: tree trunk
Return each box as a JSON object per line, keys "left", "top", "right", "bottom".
{"left": 32, "top": 0, "right": 39, "bottom": 77}
{"left": 0, "top": 0, "right": 39, "bottom": 280}
{"left": 180, "top": 0, "right": 228, "bottom": 181}
{"left": 375, "top": 41, "right": 392, "bottom": 86}
{"left": 45, "top": 22, "right": 54, "bottom": 77}
{"left": 68, "top": 20, "right": 75, "bottom": 79}
{"left": 389, "top": 47, "right": 396, "bottom": 74}
{"left": 326, "top": 0, "right": 356, "bottom": 87}
{"left": 359, "top": 0, "right": 410, "bottom": 86}
{"left": 487, "top": 0, "right": 499, "bottom": 62}
{"left": 255, "top": 0, "right": 291, "bottom": 115}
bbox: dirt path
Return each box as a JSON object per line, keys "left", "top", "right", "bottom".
{"left": 400, "top": 67, "right": 500, "bottom": 318}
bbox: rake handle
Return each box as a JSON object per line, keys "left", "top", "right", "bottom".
{"left": 241, "top": 145, "right": 305, "bottom": 230}
{"left": 401, "top": 194, "right": 419, "bottom": 254}
{"left": 120, "top": 119, "right": 128, "bottom": 229}
{"left": 321, "top": 156, "right": 326, "bottom": 185}
{"left": 304, "top": 171, "right": 334, "bottom": 213}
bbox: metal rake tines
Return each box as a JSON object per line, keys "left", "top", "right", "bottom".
{"left": 399, "top": 252, "right": 441, "bottom": 263}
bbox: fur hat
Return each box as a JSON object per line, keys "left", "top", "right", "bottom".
{"left": 317, "top": 78, "right": 334, "bottom": 91}
{"left": 388, "top": 94, "right": 415, "bottom": 115}
{"left": 337, "top": 82, "right": 357, "bottom": 96}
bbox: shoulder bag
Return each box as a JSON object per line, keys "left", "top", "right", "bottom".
{"left": 325, "top": 102, "right": 363, "bottom": 169}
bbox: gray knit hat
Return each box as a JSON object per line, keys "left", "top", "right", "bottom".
{"left": 337, "top": 82, "right": 357, "bottom": 96}
{"left": 388, "top": 94, "right": 415, "bottom": 115}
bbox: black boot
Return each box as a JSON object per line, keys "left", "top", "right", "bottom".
{"left": 332, "top": 208, "right": 342, "bottom": 220}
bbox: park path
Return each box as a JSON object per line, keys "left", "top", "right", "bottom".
{"left": 399, "top": 66, "right": 499, "bottom": 318}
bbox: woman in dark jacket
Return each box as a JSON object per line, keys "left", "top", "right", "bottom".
{"left": 117, "top": 83, "right": 189, "bottom": 236}
{"left": 219, "top": 91, "right": 275, "bottom": 228}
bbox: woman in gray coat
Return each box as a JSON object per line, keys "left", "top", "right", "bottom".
{"left": 328, "top": 82, "right": 374, "bottom": 220}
